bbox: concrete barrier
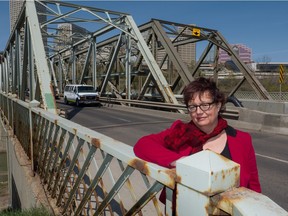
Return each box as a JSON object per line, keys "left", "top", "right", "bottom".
{"left": 225, "top": 107, "right": 288, "bottom": 135}
{"left": 239, "top": 99, "right": 288, "bottom": 114}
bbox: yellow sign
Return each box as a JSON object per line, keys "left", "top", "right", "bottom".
{"left": 192, "top": 28, "right": 201, "bottom": 37}
{"left": 279, "top": 64, "right": 285, "bottom": 84}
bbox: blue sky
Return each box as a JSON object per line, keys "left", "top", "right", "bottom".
{"left": 1, "top": 1, "right": 288, "bottom": 62}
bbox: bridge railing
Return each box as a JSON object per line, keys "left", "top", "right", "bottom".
{"left": 1, "top": 93, "right": 174, "bottom": 215}
{"left": 0, "top": 93, "right": 287, "bottom": 215}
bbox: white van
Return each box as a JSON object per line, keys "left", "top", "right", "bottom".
{"left": 64, "top": 84, "right": 100, "bottom": 106}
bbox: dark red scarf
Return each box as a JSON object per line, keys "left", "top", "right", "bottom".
{"left": 164, "top": 117, "right": 228, "bottom": 154}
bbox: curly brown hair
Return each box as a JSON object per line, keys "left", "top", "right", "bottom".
{"left": 183, "top": 77, "right": 226, "bottom": 111}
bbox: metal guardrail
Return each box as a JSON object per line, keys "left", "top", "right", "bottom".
{"left": 100, "top": 96, "right": 187, "bottom": 110}
{"left": 1, "top": 93, "right": 287, "bottom": 215}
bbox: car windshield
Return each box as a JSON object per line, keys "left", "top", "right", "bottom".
{"left": 78, "top": 86, "right": 95, "bottom": 92}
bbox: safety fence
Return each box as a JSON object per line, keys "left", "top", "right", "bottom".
{"left": 0, "top": 93, "right": 287, "bottom": 215}
{"left": 235, "top": 91, "right": 288, "bottom": 101}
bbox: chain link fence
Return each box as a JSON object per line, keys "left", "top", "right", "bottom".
{"left": 235, "top": 92, "right": 288, "bottom": 101}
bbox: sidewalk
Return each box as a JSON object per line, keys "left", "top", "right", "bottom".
{"left": 0, "top": 121, "right": 9, "bottom": 211}
{"left": 0, "top": 181, "right": 9, "bottom": 211}
{"left": 0, "top": 153, "right": 9, "bottom": 211}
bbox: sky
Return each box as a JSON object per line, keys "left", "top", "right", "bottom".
{"left": 1, "top": 1, "right": 288, "bottom": 62}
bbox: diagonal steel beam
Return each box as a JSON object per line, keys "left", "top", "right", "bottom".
{"left": 79, "top": 40, "right": 93, "bottom": 83}
{"left": 100, "top": 33, "right": 123, "bottom": 95}
{"left": 152, "top": 20, "right": 193, "bottom": 86}
{"left": 125, "top": 16, "right": 179, "bottom": 105}
{"left": 216, "top": 31, "right": 272, "bottom": 100}
{"left": 26, "top": 0, "right": 57, "bottom": 113}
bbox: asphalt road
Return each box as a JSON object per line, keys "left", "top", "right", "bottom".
{"left": 58, "top": 101, "right": 288, "bottom": 211}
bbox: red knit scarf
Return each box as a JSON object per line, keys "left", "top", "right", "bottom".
{"left": 164, "top": 117, "right": 228, "bottom": 154}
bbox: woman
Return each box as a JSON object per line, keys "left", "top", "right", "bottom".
{"left": 133, "top": 77, "right": 261, "bottom": 202}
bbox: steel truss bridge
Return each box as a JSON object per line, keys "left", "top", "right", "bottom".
{"left": 0, "top": 0, "right": 273, "bottom": 114}
{"left": 0, "top": 1, "right": 286, "bottom": 215}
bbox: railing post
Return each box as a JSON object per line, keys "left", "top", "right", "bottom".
{"left": 29, "top": 100, "right": 40, "bottom": 173}
{"left": 175, "top": 150, "right": 240, "bottom": 215}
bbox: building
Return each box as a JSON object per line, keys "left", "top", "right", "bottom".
{"left": 177, "top": 27, "right": 196, "bottom": 66}
{"left": 10, "top": 0, "right": 47, "bottom": 44}
{"left": 10, "top": 0, "right": 48, "bottom": 54}
{"left": 9, "top": 0, "right": 24, "bottom": 32}
{"left": 55, "top": 23, "right": 91, "bottom": 55}
{"left": 156, "top": 26, "right": 196, "bottom": 69}
{"left": 219, "top": 44, "right": 252, "bottom": 64}
{"left": 256, "top": 62, "right": 288, "bottom": 72}
{"left": 57, "top": 23, "right": 90, "bottom": 44}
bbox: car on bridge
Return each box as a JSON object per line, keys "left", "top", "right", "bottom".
{"left": 64, "top": 84, "right": 100, "bottom": 106}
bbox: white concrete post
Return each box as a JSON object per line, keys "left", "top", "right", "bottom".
{"left": 176, "top": 150, "right": 240, "bottom": 215}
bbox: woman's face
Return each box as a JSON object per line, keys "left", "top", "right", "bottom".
{"left": 188, "top": 91, "right": 221, "bottom": 134}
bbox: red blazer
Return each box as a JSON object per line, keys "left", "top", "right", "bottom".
{"left": 134, "top": 120, "right": 261, "bottom": 193}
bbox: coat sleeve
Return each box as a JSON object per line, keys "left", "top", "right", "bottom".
{"left": 133, "top": 120, "right": 187, "bottom": 168}
{"left": 227, "top": 128, "right": 261, "bottom": 193}
{"left": 246, "top": 135, "right": 262, "bottom": 193}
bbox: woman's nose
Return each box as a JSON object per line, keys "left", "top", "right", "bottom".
{"left": 195, "top": 106, "right": 203, "bottom": 114}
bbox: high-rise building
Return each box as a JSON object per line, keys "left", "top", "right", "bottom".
{"left": 55, "top": 23, "right": 90, "bottom": 54}
{"left": 9, "top": 0, "right": 25, "bottom": 32}
{"left": 219, "top": 44, "right": 252, "bottom": 64}
{"left": 10, "top": 0, "right": 48, "bottom": 53}
{"left": 156, "top": 26, "right": 196, "bottom": 70}
{"left": 177, "top": 27, "right": 196, "bottom": 66}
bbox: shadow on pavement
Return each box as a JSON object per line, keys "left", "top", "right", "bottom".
{"left": 64, "top": 103, "right": 103, "bottom": 120}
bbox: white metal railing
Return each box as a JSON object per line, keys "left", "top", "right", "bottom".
{"left": 1, "top": 93, "right": 287, "bottom": 215}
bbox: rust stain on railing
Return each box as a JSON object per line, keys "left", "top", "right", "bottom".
{"left": 91, "top": 137, "right": 101, "bottom": 148}
{"left": 129, "top": 158, "right": 151, "bottom": 176}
